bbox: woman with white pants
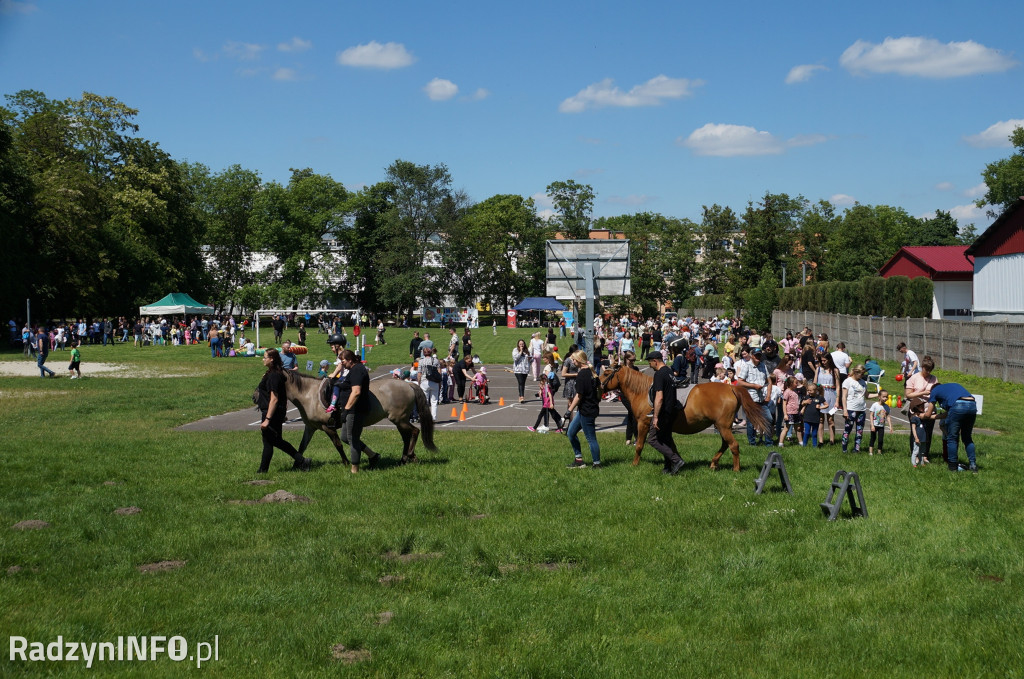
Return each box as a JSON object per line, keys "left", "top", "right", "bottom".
{"left": 418, "top": 347, "right": 442, "bottom": 419}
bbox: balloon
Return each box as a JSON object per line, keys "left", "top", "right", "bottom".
{"left": 895, "top": 374, "right": 903, "bottom": 382}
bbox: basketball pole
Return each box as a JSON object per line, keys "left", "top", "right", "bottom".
{"left": 583, "top": 262, "right": 596, "bottom": 366}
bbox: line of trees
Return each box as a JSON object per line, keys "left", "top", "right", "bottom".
{"left": 3, "top": 89, "right": 1022, "bottom": 324}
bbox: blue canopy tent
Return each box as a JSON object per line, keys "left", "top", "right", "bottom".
{"left": 511, "top": 297, "right": 567, "bottom": 328}
{"left": 511, "top": 297, "right": 567, "bottom": 312}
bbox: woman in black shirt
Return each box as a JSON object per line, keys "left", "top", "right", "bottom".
{"left": 256, "top": 348, "right": 310, "bottom": 473}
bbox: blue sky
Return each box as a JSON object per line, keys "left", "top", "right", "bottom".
{"left": 1, "top": 0, "right": 1021, "bottom": 229}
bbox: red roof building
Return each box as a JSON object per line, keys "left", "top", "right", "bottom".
{"left": 878, "top": 246, "right": 974, "bottom": 319}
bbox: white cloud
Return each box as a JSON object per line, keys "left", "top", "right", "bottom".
{"left": 785, "top": 64, "right": 828, "bottom": 84}
{"left": 467, "top": 88, "right": 490, "bottom": 101}
{"left": 223, "top": 41, "right": 266, "bottom": 61}
{"left": 559, "top": 75, "right": 701, "bottom": 113}
{"left": 0, "top": 0, "right": 37, "bottom": 14}
{"left": 337, "top": 41, "right": 415, "bottom": 69}
{"left": 272, "top": 67, "right": 300, "bottom": 82}
{"left": 964, "top": 183, "right": 988, "bottom": 199}
{"left": 537, "top": 209, "right": 557, "bottom": 222}
{"left": 531, "top": 192, "right": 554, "bottom": 211}
{"left": 193, "top": 47, "right": 213, "bottom": 62}
{"left": 607, "top": 194, "right": 656, "bottom": 206}
{"left": 278, "top": 37, "right": 312, "bottom": 52}
{"left": 424, "top": 78, "right": 458, "bottom": 101}
{"left": 830, "top": 194, "right": 857, "bottom": 207}
{"left": 935, "top": 181, "right": 955, "bottom": 191}
{"left": 964, "top": 119, "right": 1024, "bottom": 148}
{"left": 840, "top": 36, "right": 1017, "bottom": 78}
{"left": 679, "top": 123, "right": 828, "bottom": 157}
{"left": 949, "top": 203, "right": 985, "bottom": 222}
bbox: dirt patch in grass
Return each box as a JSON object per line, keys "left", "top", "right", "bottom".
{"left": 103, "top": 481, "right": 120, "bottom": 486}
{"left": 137, "top": 560, "right": 186, "bottom": 573}
{"left": 331, "top": 645, "right": 371, "bottom": 664}
{"left": 378, "top": 575, "right": 405, "bottom": 585}
{"left": 374, "top": 611, "right": 394, "bottom": 626}
{"left": 0, "top": 361, "right": 200, "bottom": 379}
{"left": 113, "top": 506, "right": 141, "bottom": 516}
{"left": 7, "top": 565, "right": 39, "bottom": 574}
{"left": 382, "top": 551, "right": 442, "bottom": 563}
{"left": 11, "top": 520, "right": 50, "bottom": 531}
{"left": 244, "top": 479, "right": 275, "bottom": 486}
{"left": 228, "top": 490, "right": 311, "bottom": 505}
{"left": 470, "top": 513, "right": 489, "bottom": 520}
{"left": 979, "top": 574, "right": 1004, "bottom": 583}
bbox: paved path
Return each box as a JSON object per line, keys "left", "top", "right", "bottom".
{"left": 178, "top": 363, "right": 995, "bottom": 442}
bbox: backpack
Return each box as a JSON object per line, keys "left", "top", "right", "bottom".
{"left": 685, "top": 345, "right": 697, "bottom": 362}
{"left": 424, "top": 362, "right": 442, "bottom": 383}
{"left": 548, "top": 371, "right": 561, "bottom": 394}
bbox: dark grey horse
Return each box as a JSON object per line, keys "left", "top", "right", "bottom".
{"left": 282, "top": 372, "right": 437, "bottom": 465}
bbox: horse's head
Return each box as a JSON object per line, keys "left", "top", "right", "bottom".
{"left": 598, "top": 364, "right": 621, "bottom": 395}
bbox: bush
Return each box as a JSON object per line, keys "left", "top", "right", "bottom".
{"left": 906, "top": 277, "right": 934, "bottom": 318}
{"left": 884, "top": 276, "right": 910, "bottom": 317}
{"left": 861, "top": 277, "right": 886, "bottom": 316}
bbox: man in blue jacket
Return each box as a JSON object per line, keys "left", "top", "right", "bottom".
{"left": 923, "top": 382, "right": 978, "bottom": 473}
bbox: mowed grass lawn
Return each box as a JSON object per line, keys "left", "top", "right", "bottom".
{"left": 1, "top": 325, "right": 1022, "bottom": 677}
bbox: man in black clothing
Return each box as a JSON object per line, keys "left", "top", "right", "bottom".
{"left": 272, "top": 315, "right": 285, "bottom": 344}
{"left": 647, "top": 351, "right": 684, "bottom": 474}
{"left": 336, "top": 349, "right": 377, "bottom": 473}
{"left": 409, "top": 331, "right": 423, "bottom": 361}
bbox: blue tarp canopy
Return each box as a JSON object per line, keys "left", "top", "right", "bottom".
{"left": 511, "top": 297, "right": 567, "bottom": 312}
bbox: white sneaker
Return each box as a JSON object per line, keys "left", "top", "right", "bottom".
{"left": 536, "top": 426, "right": 549, "bottom": 434}
{"left": 69, "top": 375, "right": 77, "bottom": 379}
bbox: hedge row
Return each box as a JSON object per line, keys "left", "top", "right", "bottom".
{"left": 682, "top": 276, "right": 933, "bottom": 319}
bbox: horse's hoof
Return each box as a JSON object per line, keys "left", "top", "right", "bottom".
{"left": 368, "top": 453, "right": 381, "bottom": 469}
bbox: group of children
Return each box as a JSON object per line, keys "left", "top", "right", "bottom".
{"left": 710, "top": 364, "right": 895, "bottom": 452}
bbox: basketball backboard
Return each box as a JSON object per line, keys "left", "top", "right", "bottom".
{"left": 545, "top": 239, "right": 631, "bottom": 300}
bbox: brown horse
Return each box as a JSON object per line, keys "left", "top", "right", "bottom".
{"left": 599, "top": 366, "right": 772, "bottom": 471}
{"left": 283, "top": 371, "right": 436, "bottom": 465}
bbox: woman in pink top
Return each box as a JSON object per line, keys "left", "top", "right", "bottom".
{"left": 904, "top": 355, "right": 938, "bottom": 462}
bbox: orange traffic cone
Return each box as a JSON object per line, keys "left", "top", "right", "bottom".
{"left": 459, "top": 410, "right": 466, "bottom": 422}
{"left": 462, "top": 402, "right": 468, "bottom": 413}
{"left": 499, "top": 397, "right": 505, "bottom": 406}
{"left": 451, "top": 406, "right": 458, "bottom": 418}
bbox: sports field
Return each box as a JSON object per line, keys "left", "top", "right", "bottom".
{"left": 2, "top": 325, "right": 1022, "bottom": 677}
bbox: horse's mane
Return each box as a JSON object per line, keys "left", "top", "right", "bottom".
{"left": 285, "top": 370, "right": 321, "bottom": 386}
{"left": 617, "top": 366, "right": 653, "bottom": 393}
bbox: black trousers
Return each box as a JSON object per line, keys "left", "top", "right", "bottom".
{"left": 647, "top": 419, "right": 681, "bottom": 466}
{"left": 515, "top": 372, "right": 527, "bottom": 398}
{"left": 259, "top": 419, "right": 301, "bottom": 472}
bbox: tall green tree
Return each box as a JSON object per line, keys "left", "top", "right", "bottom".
{"left": 341, "top": 181, "right": 396, "bottom": 315}
{"left": 977, "top": 126, "right": 1024, "bottom": 218}
{"left": 737, "top": 192, "right": 804, "bottom": 290}
{"left": 0, "top": 117, "right": 35, "bottom": 321}
{"left": 375, "top": 160, "right": 454, "bottom": 315}
{"left": 697, "top": 204, "right": 740, "bottom": 295}
{"left": 824, "top": 204, "right": 918, "bottom": 281}
{"left": 912, "top": 209, "right": 960, "bottom": 246}
{"left": 195, "top": 164, "right": 263, "bottom": 313}
{"left": 546, "top": 179, "right": 594, "bottom": 239}
{"left": 249, "top": 168, "right": 349, "bottom": 310}
{"left": 446, "top": 193, "right": 545, "bottom": 312}
{"left": 794, "top": 200, "right": 839, "bottom": 285}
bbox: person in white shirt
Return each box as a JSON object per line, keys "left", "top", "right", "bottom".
{"left": 897, "top": 342, "right": 919, "bottom": 379}
{"left": 841, "top": 365, "right": 869, "bottom": 453}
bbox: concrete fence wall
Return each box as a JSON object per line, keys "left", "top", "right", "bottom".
{"left": 773, "top": 310, "right": 1024, "bottom": 384}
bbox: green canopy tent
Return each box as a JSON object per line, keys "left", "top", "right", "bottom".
{"left": 138, "top": 293, "right": 214, "bottom": 316}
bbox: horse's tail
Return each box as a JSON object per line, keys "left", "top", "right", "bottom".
{"left": 732, "top": 384, "right": 773, "bottom": 436}
{"left": 410, "top": 383, "right": 438, "bottom": 452}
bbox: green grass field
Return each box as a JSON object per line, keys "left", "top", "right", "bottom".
{"left": 1, "top": 325, "right": 1022, "bottom": 677}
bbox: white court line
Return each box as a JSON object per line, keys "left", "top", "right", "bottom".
{"left": 248, "top": 405, "right": 301, "bottom": 427}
